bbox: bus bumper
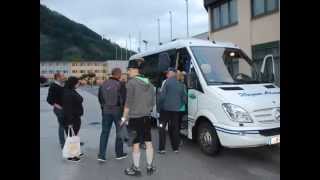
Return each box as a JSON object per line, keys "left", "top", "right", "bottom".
{"left": 216, "top": 127, "right": 280, "bottom": 148}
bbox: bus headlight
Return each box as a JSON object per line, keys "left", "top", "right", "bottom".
{"left": 222, "top": 103, "right": 253, "bottom": 123}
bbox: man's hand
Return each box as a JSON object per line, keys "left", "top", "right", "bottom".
{"left": 120, "top": 117, "right": 127, "bottom": 127}
{"left": 54, "top": 103, "right": 62, "bottom": 110}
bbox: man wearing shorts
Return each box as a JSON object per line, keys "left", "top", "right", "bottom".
{"left": 121, "top": 59, "right": 156, "bottom": 176}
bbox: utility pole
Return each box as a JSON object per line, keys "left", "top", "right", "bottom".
{"left": 125, "top": 40, "right": 128, "bottom": 60}
{"left": 138, "top": 31, "right": 141, "bottom": 53}
{"left": 129, "top": 33, "right": 132, "bottom": 58}
{"left": 157, "top": 18, "right": 161, "bottom": 45}
{"left": 169, "top": 11, "right": 173, "bottom": 41}
{"left": 185, "top": 0, "right": 189, "bottom": 38}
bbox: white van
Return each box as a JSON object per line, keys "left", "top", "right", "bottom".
{"left": 129, "top": 38, "right": 280, "bottom": 155}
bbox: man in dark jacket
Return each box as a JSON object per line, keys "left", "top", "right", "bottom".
{"left": 158, "top": 67, "right": 187, "bottom": 153}
{"left": 47, "top": 72, "right": 65, "bottom": 149}
{"left": 97, "top": 68, "right": 127, "bottom": 162}
{"left": 121, "top": 59, "right": 156, "bottom": 176}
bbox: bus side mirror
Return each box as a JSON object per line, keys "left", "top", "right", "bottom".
{"left": 158, "top": 52, "right": 171, "bottom": 72}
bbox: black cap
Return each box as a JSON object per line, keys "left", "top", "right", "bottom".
{"left": 127, "top": 60, "right": 140, "bottom": 69}
{"left": 167, "top": 67, "right": 177, "bottom": 73}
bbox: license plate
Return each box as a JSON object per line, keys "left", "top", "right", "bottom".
{"left": 269, "top": 135, "right": 280, "bottom": 145}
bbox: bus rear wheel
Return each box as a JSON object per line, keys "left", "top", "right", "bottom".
{"left": 197, "top": 121, "right": 220, "bottom": 156}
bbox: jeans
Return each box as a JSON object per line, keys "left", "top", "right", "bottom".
{"left": 158, "top": 111, "right": 180, "bottom": 151}
{"left": 53, "top": 107, "right": 65, "bottom": 149}
{"left": 98, "top": 110, "right": 124, "bottom": 159}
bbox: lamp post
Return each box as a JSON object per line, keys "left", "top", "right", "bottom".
{"left": 157, "top": 18, "right": 161, "bottom": 45}
{"left": 185, "top": 0, "right": 189, "bottom": 38}
{"left": 169, "top": 11, "right": 173, "bottom": 41}
{"left": 142, "top": 40, "right": 148, "bottom": 51}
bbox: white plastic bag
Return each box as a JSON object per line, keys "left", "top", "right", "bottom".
{"left": 62, "top": 126, "right": 81, "bottom": 158}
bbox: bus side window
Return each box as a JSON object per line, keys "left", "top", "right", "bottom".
{"left": 187, "top": 67, "right": 203, "bottom": 92}
{"left": 142, "top": 54, "right": 160, "bottom": 87}
{"left": 176, "top": 48, "right": 191, "bottom": 73}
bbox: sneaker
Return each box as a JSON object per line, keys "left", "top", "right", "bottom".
{"left": 147, "top": 165, "right": 156, "bottom": 176}
{"left": 115, "top": 153, "right": 128, "bottom": 160}
{"left": 67, "top": 157, "right": 80, "bottom": 162}
{"left": 174, "top": 150, "right": 179, "bottom": 153}
{"left": 79, "top": 153, "right": 84, "bottom": 157}
{"left": 97, "top": 157, "right": 106, "bottom": 162}
{"left": 158, "top": 150, "right": 166, "bottom": 154}
{"left": 124, "top": 165, "right": 142, "bottom": 177}
{"left": 80, "top": 142, "right": 85, "bottom": 146}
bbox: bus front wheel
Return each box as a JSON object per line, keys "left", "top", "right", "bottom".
{"left": 197, "top": 122, "right": 220, "bottom": 156}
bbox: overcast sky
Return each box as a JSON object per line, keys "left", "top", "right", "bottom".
{"left": 40, "top": 0, "right": 208, "bottom": 52}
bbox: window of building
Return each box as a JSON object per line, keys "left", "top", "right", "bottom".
{"left": 252, "top": 0, "right": 279, "bottom": 18}
{"left": 102, "top": 70, "right": 106, "bottom": 73}
{"left": 72, "top": 70, "right": 77, "bottom": 73}
{"left": 211, "top": 0, "right": 238, "bottom": 31}
{"left": 80, "top": 70, "right": 85, "bottom": 73}
{"left": 64, "top": 70, "right": 68, "bottom": 74}
{"left": 95, "top": 70, "right": 99, "bottom": 73}
{"left": 252, "top": 41, "right": 280, "bottom": 86}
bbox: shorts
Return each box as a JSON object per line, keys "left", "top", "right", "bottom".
{"left": 128, "top": 116, "right": 152, "bottom": 144}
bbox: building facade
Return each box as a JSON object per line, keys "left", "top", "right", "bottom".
{"left": 69, "top": 61, "right": 107, "bottom": 81}
{"left": 40, "top": 62, "right": 70, "bottom": 79}
{"left": 40, "top": 60, "right": 129, "bottom": 83}
{"left": 204, "top": 0, "right": 280, "bottom": 86}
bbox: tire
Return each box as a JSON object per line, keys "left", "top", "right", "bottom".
{"left": 197, "top": 121, "right": 220, "bottom": 156}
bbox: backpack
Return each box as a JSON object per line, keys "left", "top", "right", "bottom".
{"left": 101, "top": 79, "right": 121, "bottom": 107}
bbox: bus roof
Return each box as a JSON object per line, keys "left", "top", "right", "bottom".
{"left": 129, "top": 38, "right": 239, "bottom": 60}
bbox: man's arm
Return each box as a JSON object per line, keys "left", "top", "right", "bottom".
{"left": 98, "top": 85, "right": 104, "bottom": 109}
{"left": 62, "top": 92, "right": 73, "bottom": 126}
{"left": 46, "top": 84, "right": 55, "bottom": 106}
{"left": 121, "top": 81, "right": 134, "bottom": 125}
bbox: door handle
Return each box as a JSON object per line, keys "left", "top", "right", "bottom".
{"left": 189, "top": 93, "right": 196, "bottom": 99}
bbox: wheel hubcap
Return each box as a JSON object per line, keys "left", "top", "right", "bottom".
{"left": 200, "top": 130, "right": 212, "bottom": 147}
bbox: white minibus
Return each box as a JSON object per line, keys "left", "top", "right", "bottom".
{"left": 129, "top": 38, "right": 280, "bottom": 155}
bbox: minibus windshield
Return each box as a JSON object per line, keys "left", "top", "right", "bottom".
{"left": 190, "top": 46, "right": 262, "bottom": 85}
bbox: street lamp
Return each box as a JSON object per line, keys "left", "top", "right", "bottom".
{"left": 169, "top": 11, "right": 173, "bottom": 41}
{"left": 185, "top": 0, "right": 189, "bottom": 38}
{"left": 142, "top": 40, "right": 148, "bottom": 51}
{"left": 157, "top": 18, "right": 161, "bottom": 45}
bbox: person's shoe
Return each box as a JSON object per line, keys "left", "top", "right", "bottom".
{"left": 124, "top": 165, "right": 142, "bottom": 176}
{"left": 97, "top": 157, "right": 106, "bottom": 163}
{"left": 147, "top": 165, "right": 156, "bottom": 176}
{"left": 115, "top": 153, "right": 128, "bottom": 160}
{"left": 67, "top": 157, "right": 81, "bottom": 162}
{"left": 79, "top": 153, "right": 84, "bottom": 157}
{"left": 80, "top": 142, "right": 85, "bottom": 146}
{"left": 158, "top": 150, "right": 166, "bottom": 154}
